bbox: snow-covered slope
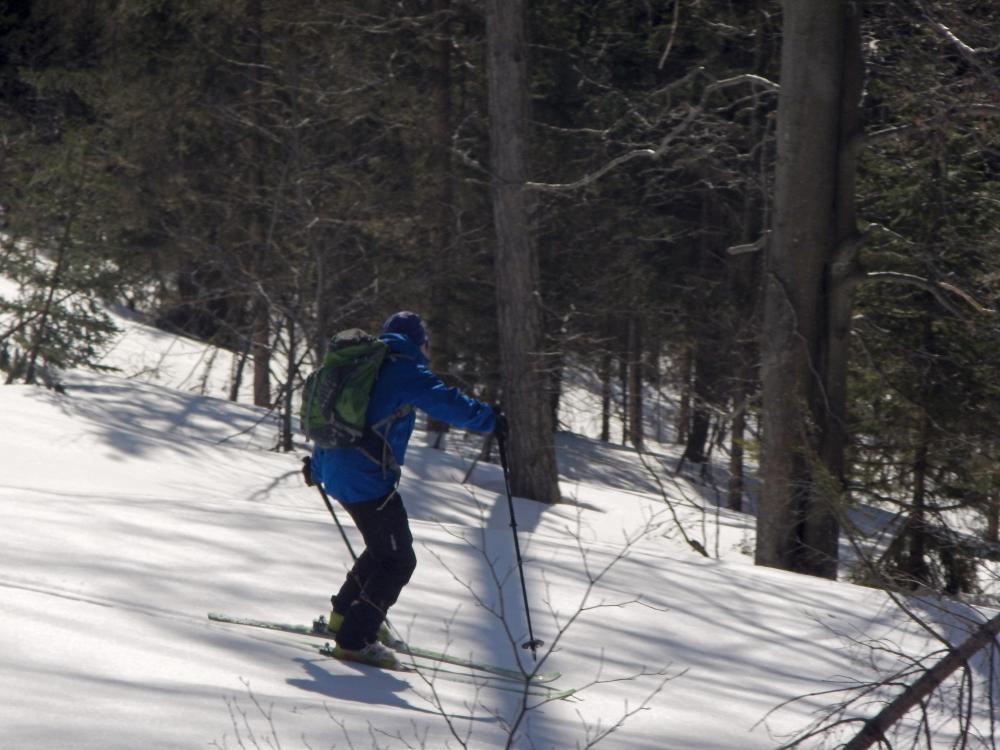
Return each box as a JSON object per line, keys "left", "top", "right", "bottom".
{"left": 0, "top": 310, "right": 980, "bottom": 749}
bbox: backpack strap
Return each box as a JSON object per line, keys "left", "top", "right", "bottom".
{"left": 356, "top": 350, "right": 417, "bottom": 481}
{"left": 372, "top": 404, "right": 414, "bottom": 477}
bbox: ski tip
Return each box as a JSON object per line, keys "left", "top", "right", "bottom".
{"left": 554, "top": 689, "right": 579, "bottom": 701}
{"left": 529, "top": 671, "right": 562, "bottom": 683}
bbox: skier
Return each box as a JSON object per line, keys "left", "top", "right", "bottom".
{"left": 304, "top": 311, "right": 506, "bottom": 668}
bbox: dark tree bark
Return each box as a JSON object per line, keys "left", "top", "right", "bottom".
{"left": 626, "top": 315, "right": 643, "bottom": 450}
{"left": 599, "top": 346, "right": 612, "bottom": 443}
{"left": 426, "top": 0, "right": 456, "bottom": 445}
{"left": 485, "top": 0, "right": 560, "bottom": 503}
{"left": 727, "top": 386, "right": 747, "bottom": 512}
{"left": 645, "top": 335, "right": 664, "bottom": 443}
{"left": 987, "top": 501, "right": 1000, "bottom": 545}
{"left": 727, "top": 3, "right": 768, "bottom": 514}
{"left": 756, "top": 0, "right": 862, "bottom": 578}
{"left": 280, "top": 314, "right": 297, "bottom": 452}
{"left": 246, "top": 0, "right": 271, "bottom": 408}
{"left": 675, "top": 340, "right": 693, "bottom": 445}
{"left": 894, "top": 315, "right": 937, "bottom": 586}
{"left": 683, "top": 339, "right": 723, "bottom": 466}
{"left": 615, "top": 317, "right": 627, "bottom": 446}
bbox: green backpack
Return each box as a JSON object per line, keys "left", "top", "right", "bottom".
{"left": 299, "top": 329, "right": 389, "bottom": 449}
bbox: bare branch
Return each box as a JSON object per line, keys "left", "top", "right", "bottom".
{"left": 727, "top": 230, "right": 770, "bottom": 255}
{"left": 858, "top": 271, "right": 996, "bottom": 318}
{"left": 842, "top": 611, "right": 1000, "bottom": 750}
{"left": 929, "top": 21, "right": 983, "bottom": 56}
{"left": 526, "top": 71, "right": 778, "bottom": 193}
{"left": 657, "top": 0, "right": 682, "bottom": 70}
{"left": 914, "top": 0, "right": 999, "bottom": 57}
{"left": 862, "top": 105, "right": 1000, "bottom": 149}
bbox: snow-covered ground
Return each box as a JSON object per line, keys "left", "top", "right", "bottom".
{"left": 0, "top": 306, "right": 990, "bottom": 749}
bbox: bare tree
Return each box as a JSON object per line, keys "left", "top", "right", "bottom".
{"left": 484, "top": 0, "right": 560, "bottom": 503}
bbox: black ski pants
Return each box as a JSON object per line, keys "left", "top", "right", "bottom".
{"left": 332, "top": 491, "right": 416, "bottom": 650}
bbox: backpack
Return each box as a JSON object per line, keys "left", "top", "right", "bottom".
{"left": 299, "top": 329, "right": 390, "bottom": 449}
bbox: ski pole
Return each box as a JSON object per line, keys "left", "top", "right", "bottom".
{"left": 315, "top": 484, "right": 358, "bottom": 562}
{"left": 495, "top": 430, "right": 544, "bottom": 660}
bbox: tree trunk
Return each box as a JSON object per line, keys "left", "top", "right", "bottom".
{"left": 426, "top": 0, "right": 455, "bottom": 446}
{"left": 904, "top": 407, "right": 932, "bottom": 585}
{"left": 247, "top": 0, "right": 271, "bottom": 408}
{"left": 599, "top": 346, "right": 612, "bottom": 443}
{"left": 626, "top": 316, "right": 643, "bottom": 450}
{"left": 727, "top": 383, "right": 747, "bottom": 512}
{"left": 251, "top": 298, "right": 271, "bottom": 408}
{"left": 647, "top": 335, "right": 664, "bottom": 443}
{"left": 987, "top": 492, "right": 1000, "bottom": 544}
{"left": 619, "top": 332, "right": 629, "bottom": 445}
{"left": 812, "top": 0, "right": 865, "bottom": 573}
{"left": 549, "top": 347, "right": 563, "bottom": 429}
{"left": 675, "top": 340, "right": 693, "bottom": 445}
{"left": 893, "top": 314, "right": 937, "bottom": 585}
{"left": 230, "top": 341, "right": 250, "bottom": 402}
{"left": 727, "top": 4, "right": 767, "bottom": 513}
{"left": 280, "top": 314, "right": 296, "bottom": 452}
{"left": 757, "top": 0, "right": 861, "bottom": 579}
{"left": 683, "top": 190, "right": 720, "bottom": 465}
{"left": 485, "top": 0, "right": 560, "bottom": 503}
{"left": 684, "top": 339, "right": 722, "bottom": 466}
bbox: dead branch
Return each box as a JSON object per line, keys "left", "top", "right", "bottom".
{"left": 525, "top": 71, "right": 778, "bottom": 193}
{"left": 862, "top": 104, "right": 1000, "bottom": 150}
{"left": 856, "top": 271, "right": 995, "bottom": 319}
{"left": 842, "top": 610, "right": 1000, "bottom": 750}
{"left": 726, "top": 230, "right": 770, "bottom": 255}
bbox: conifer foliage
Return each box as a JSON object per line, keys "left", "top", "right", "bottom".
{"left": 1, "top": 1, "right": 998, "bottom": 549}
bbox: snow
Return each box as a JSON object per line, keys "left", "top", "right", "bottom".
{"left": 0, "top": 306, "right": 987, "bottom": 749}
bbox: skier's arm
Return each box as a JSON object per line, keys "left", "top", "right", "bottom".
{"left": 399, "top": 363, "right": 495, "bottom": 432}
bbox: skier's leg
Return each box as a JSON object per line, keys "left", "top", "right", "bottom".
{"left": 327, "top": 499, "right": 380, "bottom": 632}
{"left": 334, "top": 492, "right": 416, "bottom": 650}
{"left": 331, "top": 547, "right": 377, "bottom": 616}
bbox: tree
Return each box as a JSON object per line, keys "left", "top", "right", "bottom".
{"left": 0, "top": 2, "right": 122, "bottom": 386}
{"left": 484, "top": 0, "right": 560, "bottom": 503}
{"left": 757, "top": 0, "right": 999, "bottom": 581}
{"left": 757, "top": 0, "right": 863, "bottom": 578}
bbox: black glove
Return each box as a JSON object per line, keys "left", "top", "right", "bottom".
{"left": 492, "top": 404, "right": 509, "bottom": 441}
{"left": 301, "top": 455, "right": 316, "bottom": 487}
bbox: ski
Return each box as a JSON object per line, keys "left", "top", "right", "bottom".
{"left": 313, "top": 643, "right": 576, "bottom": 700}
{"left": 314, "top": 616, "right": 562, "bottom": 685}
{"left": 207, "top": 612, "right": 561, "bottom": 684}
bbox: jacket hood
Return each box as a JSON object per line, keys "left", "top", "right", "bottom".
{"left": 380, "top": 331, "right": 427, "bottom": 365}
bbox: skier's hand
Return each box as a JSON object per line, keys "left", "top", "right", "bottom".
{"left": 301, "top": 455, "right": 316, "bottom": 487}
{"left": 492, "top": 404, "right": 509, "bottom": 441}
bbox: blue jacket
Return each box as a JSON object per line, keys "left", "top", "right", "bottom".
{"left": 311, "top": 332, "right": 496, "bottom": 503}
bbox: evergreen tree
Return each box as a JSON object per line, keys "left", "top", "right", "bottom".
{"left": 0, "top": 1, "right": 122, "bottom": 386}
